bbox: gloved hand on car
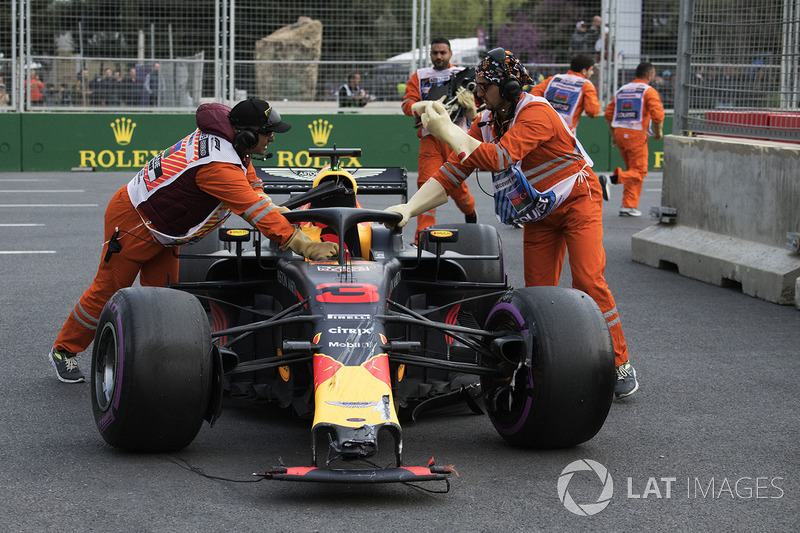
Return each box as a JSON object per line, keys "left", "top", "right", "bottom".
{"left": 281, "top": 227, "right": 338, "bottom": 260}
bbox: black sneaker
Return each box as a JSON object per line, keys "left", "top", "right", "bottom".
{"left": 464, "top": 211, "right": 477, "bottom": 223}
{"left": 598, "top": 175, "right": 611, "bottom": 201}
{"left": 615, "top": 361, "right": 638, "bottom": 399}
{"left": 49, "top": 348, "right": 85, "bottom": 383}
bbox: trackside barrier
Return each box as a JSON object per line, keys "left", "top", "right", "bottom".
{"left": 632, "top": 135, "right": 800, "bottom": 307}
{"left": 1, "top": 112, "right": 672, "bottom": 173}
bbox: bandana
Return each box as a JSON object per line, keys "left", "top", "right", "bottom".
{"left": 477, "top": 48, "right": 534, "bottom": 87}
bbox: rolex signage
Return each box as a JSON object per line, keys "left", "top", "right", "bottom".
{"left": 17, "top": 113, "right": 419, "bottom": 172}
{"left": 8, "top": 113, "right": 670, "bottom": 172}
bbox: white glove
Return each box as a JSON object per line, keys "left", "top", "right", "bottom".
{"left": 420, "top": 102, "right": 481, "bottom": 163}
{"left": 384, "top": 179, "right": 449, "bottom": 228}
{"left": 455, "top": 87, "right": 479, "bottom": 122}
{"left": 280, "top": 227, "right": 339, "bottom": 260}
{"left": 410, "top": 95, "right": 447, "bottom": 117}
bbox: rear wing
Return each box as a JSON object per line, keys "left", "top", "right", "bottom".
{"left": 256, "top": 166, "right": 408, "bottom": 202}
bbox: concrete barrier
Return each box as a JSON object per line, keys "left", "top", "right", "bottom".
{"left": 632, "top": 135, "right": 800, "bottom": 306}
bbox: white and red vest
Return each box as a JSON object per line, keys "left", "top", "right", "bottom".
{"left": 127, "top": 129, "right": 244, "bottom": 246}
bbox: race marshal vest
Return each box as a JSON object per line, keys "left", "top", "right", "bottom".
{"left": 416, "top": 66, "right": 469, "bottom": 135}
{"left": 477, "top": 93, "right": 594, "bottom": 224}
{"left": 543, "top": 73, "right": 586, "bottom": 128}
{"left": 611, "top": 82, "right": 650, "bottom": 130}
{"left": 127, "top": 129, "right": 245, "bottom": 246}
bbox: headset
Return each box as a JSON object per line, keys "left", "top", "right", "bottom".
{"left": 487, "top": 47, "right": 521, "bottom": 102}
{"left": 233, "top": 128, "right": 259, "bottom": 153}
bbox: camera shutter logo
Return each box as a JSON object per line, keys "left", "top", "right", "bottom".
{"left": 557, "top": 459, "right": 614, "bottom": 516}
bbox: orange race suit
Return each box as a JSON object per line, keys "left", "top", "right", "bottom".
{"left": 429, "top": 92, "right": 630, "bottom": 367}
{"left": 402, "top": 64, "right": 476, "bottom": 236}
{"left": 530, "top": 70, "right": 599, "bottom": 135}
{"left": 53, "top": 103, "right": 296, "bottom": 355}
{"left": 604, "top": 79, "right": 665, "bottom": 209}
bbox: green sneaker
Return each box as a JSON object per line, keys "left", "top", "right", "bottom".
{"left": 49, "top": 348, "right": 85, "bottom": 383}
{"left": 615, "top": 361, "right": 638, "bottom": 399}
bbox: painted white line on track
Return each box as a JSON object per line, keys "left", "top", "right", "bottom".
{"left": 0, "top": 190, "right": 85, "bottom": 193}
{"left": 0, "top": 251, "right": 57, "bottom": 254}
{"left": 0, "top": 179, "right": 59, "bottom": 182}
{"left": 0, "top": 223, "right": 46, "bottom": 227}
{"left": 0, "top": 204, "right": 98, "bottom": 207}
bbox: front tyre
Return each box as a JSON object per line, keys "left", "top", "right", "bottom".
{"left": 482, "top": 287, "right": 615, "bottom": 448}
{"left": 91, "top": 287, "right": 213, "bottom": 452}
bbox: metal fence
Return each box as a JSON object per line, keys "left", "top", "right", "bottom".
{"left": 2, "top": 0, "right": 687, "bottom": 113}
{"left": 673, "top": 0, "right": 800, "bottom": 140}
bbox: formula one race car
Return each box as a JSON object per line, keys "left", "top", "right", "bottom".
{"left": 89, "top": 148, "right": 615, "bottom": 485}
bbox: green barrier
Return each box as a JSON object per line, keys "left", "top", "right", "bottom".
{"left": 0, "top": 113, "right": 22, "bottom": 171}
{"left": 15, "top": 112, "right": 671, "bottom": 173}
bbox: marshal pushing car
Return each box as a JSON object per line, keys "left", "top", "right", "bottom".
{"left": 89, "top": 148, "right": 615, "bottom": 485}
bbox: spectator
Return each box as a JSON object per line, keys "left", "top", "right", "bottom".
{"left": 587, "top": 16, "right": 603, "bottom": 53}
{"left": 89, "top": 71, "right": 104, "bottom": 105}
{"left": 569, "top": 21, "right": 588, "bottom": 54}
{"left": 26, "top": 70, "right": 45, "bottom": 105}
{"left": 0, "top": 83, "right": 10, "bottom": 107}
{"left": 338, "top": 72, "right": 370, "bottom": 108}
{"left": 59, "top": 83, "right": 73, "bottom": 106}
{"left": 122, "top": 68, "right": 142, "bottom": 106}
{"left": 145, "top": 63, "right": 159, "bottom": 106}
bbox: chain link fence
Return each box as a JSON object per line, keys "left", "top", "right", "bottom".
{"left": 3, "top": 0, "right": 779, "bottom": 121}
{"left": 673, "top": 0, "right": 800, "bottom": 140}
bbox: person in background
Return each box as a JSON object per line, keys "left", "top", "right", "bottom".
{"left": 387, "top": 48, "right": 639, "bottom": 399}
{"left": 401, "top": 37, "right": 478, "bottom": 240}
{"left": 0, "top": 83, "right": 10, "bottom": 106}
{"left": 602, "top": 61, "right": 665, "bottom": 217}
{"left": 145, "top": 62, "right": 159, "bottom": 106}
{"left": 26, "top": 70, "right": 44, "bottom": 105}
{"left": 47, "top": 98, "right": 338, "bottom": 383}
{"left": 338, "top": 72, "right": 370, "bottom": 108}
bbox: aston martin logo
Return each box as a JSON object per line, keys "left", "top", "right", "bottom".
{"left": 110, "top": 117, "right": 136, "bottom": 145}
{"left": 308, "top": 119, "right": 333, "bottom": 146}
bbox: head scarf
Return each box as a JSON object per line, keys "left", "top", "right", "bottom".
{"left": 477, "top": 48, "right": 534, "bottom": 88}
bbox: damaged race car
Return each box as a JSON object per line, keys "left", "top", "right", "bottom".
{"left": 89, "top": 147, "right": 615, "bottom": 486}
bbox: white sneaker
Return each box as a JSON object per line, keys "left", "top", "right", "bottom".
{"left": 619, "top": 207, "right": 642, "bottom": 217}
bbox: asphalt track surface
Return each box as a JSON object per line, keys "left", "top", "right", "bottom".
{"left": 1, "top": 169, "right": 797, "bottom": 532}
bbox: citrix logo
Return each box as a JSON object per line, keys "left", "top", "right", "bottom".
{"left": 557, "top": 459, "right": 614, "bottom": 516}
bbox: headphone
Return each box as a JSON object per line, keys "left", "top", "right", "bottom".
{"left": 233, "top": 129, "right": 259, "bottom": 153}
{"left": 487, "top": 47, "right": 521, "bottom": 102}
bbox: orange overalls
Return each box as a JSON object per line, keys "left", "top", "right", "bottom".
{"left": 530, "top": 70, "right": 600, "bottom": 135}
{"left": 604, "top": 80, "right": 665, "bottom": 209}
{"left": 53, "top": 133, "right": 295, "bottom": 355}
{"left": 402, "top": 65, "right": 476, "bottom": 237}
{"left": 431, "top": 93, "right": 630, "bottom": 367}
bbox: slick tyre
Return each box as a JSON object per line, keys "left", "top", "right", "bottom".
{"left": 91, "top": 287, "right": 213, "bottom": 452}
{"left": 482, "top": 287, "right": 615, "bottom": 448}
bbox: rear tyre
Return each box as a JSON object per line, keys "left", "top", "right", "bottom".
{"left": 91, "top": 287, "right": 213, "bottom": 452}
{"left": 482, "top": 287, "right": 614, "bottom": 448}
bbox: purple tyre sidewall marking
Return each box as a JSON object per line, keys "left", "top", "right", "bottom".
{"left": 485, "top": 300, "right": 534, "bottom": 436}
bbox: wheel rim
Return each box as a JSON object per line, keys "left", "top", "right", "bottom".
{"left": 482, "top": 305, "right": 535, "bottom": 432}
{"left": 94, "top": 322, "right": 119, "bottom": 412}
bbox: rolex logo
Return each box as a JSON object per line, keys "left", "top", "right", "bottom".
{"left": 110, "top": 117, "right": 137, "bottom": 145}
{"left": 308, "top": 119, "right": 333, "bottom": 147}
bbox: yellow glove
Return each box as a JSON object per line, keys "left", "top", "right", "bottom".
{"left": 653, "top": 122, "right": 664, "bottom": 141}
{"left": 280, "top": 227, "right": 339, "bottom": 260}
{"left": 455, "top": 87, "right": 478, "bottom": 122}
{"left": 420, "top": 102, "right": 481, "bottom": 162}
{"left": 384, "top": 178, "right": 449, "bottom": 228}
